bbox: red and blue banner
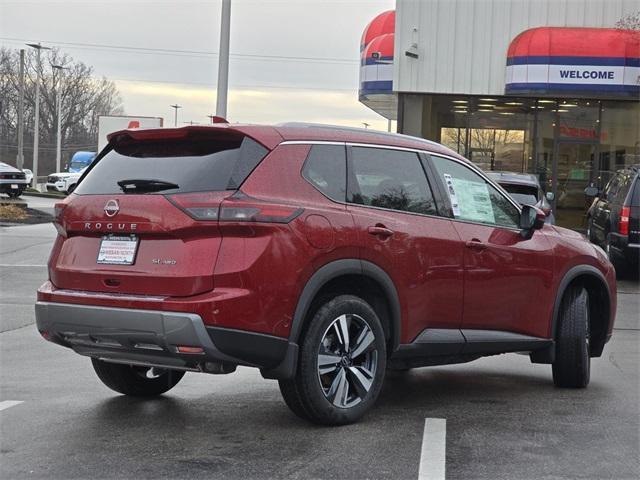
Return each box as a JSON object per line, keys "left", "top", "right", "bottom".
{"left": 505, "top": 27, "right": 640, "bottom": 98}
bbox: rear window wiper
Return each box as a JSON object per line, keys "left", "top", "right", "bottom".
{"left": 117, "top": 179, "right": 179, "bottom": 193}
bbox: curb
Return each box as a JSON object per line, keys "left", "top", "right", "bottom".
{"left": 22, "top": 191, "right": 66, "bottom": 199}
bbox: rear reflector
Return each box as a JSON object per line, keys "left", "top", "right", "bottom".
{"left": 619, "top": 206, "right": 630, "bottom": 235}
{"left": 176, "top": 346, "right": 205, "bottom": 354}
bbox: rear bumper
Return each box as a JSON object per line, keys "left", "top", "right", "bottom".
{"left": 0, "top": 182, "right": 27, "bottom": 193}
{"left": 35, "top": 301, "right": 296, "bottom": 376}
{"left": 609, "top": 233, "right": 640, "bottom": 263}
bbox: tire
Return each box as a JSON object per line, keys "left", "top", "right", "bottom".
{"left": 279, "top": 295, "right": 387, "bottom": 425}
{"left": 552, "top": 286, "right": 590, "bottom": 388}
{"left": 91, "top": 358, "right": 185, "bottom": 396}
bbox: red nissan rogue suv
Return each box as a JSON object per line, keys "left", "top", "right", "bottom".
{"left": 36, "top": 123, "right": 616, "bottom": 425}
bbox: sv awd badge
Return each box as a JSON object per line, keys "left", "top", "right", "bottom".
{"left": 152, "top": 258, "right": 177, "bottom": 265}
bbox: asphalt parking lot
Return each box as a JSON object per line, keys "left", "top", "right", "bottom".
{"left": 1, "top": 196, "right": 638, "bottom": 480}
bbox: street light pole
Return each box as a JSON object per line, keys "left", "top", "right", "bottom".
{"left": 170, "top": 104, "right": 182, "bottom": 126}
{"left": 26, "top": 43, "right": 51, "bottom": 188}
{"left": 216, "top": 0, "right": 231, "bottom": 119}
{"left": 16, "top": 49, "right": 25, "bottom": 172}
{"left": 52, "top": 64, "right": 66, "bottom": 174}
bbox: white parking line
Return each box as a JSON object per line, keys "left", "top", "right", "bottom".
{"left": 418, "top": 418, "right": 446, "bottom": 480}
{"left": 0, "top": 400, "right": 24, "bottom": 412}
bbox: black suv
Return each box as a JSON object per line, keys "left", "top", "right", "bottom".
{"left": 586, "top": 165, "right": 640, "bottom": 275}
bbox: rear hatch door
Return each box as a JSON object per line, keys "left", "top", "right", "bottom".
{"left": 52, "top": 127, "right": 269, "bottom": 297}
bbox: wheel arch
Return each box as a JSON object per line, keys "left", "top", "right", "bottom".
{"left": 553, "top": 265, "right": 611, "bottom": 358}
{"left": 289, "top": 259, "right": 402, "bottom": 355}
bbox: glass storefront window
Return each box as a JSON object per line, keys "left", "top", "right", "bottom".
{"left": 409, "top": 93, "right": 639, "bottom": 232}
{"left": 599, "top": 101, "right": 640, "bottom": 186}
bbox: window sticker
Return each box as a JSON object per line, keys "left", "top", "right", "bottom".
{"left": 443, "top": 174, "right": 461, "bottom": 217}
{"left": 444, "top": 174, "right": 495, "bottom": 224}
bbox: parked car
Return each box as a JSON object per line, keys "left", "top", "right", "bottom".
{"left": 586, "top": 165, "right": 640, "bottom": 275}
{"left": 46, "top": 168, "right": 85, "bottom": 194}
{"left": 22, "top": 168, "right": 33, "bottom": 186}
{"left": 36, "top": 124, "right": 617, "bottom": 425}
{"left": 0, "top": 162, "right": 29, "bottom": 198}
{"left": 486, "top": 171, "right": 555, "bottom": 224}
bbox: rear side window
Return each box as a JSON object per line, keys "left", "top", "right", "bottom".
{"left": 74, "top": 135, "right": 268, "bottom": 195}
{"left": 302, "top": 145, "right": 346, "bottom": 202}
{"left": 347, "top": 147, "right": 437, "bottom": 215}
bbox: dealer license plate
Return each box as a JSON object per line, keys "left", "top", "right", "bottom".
{"left": 97, "top": 235, "right": 139, "bottom": 265}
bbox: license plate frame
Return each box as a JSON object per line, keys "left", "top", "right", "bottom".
{"left": 97, "top": 234, "right": 139, "bottom": 265}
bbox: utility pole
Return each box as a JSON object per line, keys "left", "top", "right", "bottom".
{"left": 215, "top": 0, "right": 231, "bottom": 119}
{"left": 51, "top": 64, "right": 66, "bottom": 174}
{"left": 16, "top": 49, "right": 25, "bottom": 172}
{"left": 170, "top": 104, "right": 182, "bottom": 126}
{"left": 26, "top": 43, "right": 51, "bottom": 188}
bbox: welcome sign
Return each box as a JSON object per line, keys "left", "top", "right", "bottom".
{"left": 505, "top": 27, "right": 640, "bottom": 97}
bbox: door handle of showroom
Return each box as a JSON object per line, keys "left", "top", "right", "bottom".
{"left": 465, "top": 239, "right": 487, "bottom": 250}
{"left": 368, "top": 225, "right": 394, "bottom": 238}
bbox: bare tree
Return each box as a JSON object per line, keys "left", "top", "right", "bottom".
{"left": 616, "top": 11, "right": 640, "bottom": 30}
{"left": 0, "top": 47, "right": 123, "bottom": 173}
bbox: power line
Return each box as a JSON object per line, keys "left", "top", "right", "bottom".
{"left": 0, "top": 36, "right": 358, "bottom": 65}
{"left": 111, "top": 76, "right": 356, "bottom": 92}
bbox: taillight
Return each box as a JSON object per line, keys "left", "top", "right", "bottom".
{"left": 220, "top": 200, "right": 303, "bottom": 224}
{"left": 168, "top": 192, "right": 303, "bottom": 224}
{"left": 53, "top": 203, "right": 67, "bottom": 236}
{"left": 167, "top": 192, "right": 226, "bottom": 221}
{"left": 619, "top": 206, "right": 630, "bottom": 235}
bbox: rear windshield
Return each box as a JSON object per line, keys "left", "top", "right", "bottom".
{"left": 499, "top": 183, "right": 539, "bottom": 206}
{"left": 74, "top": 135, "right": 268, "bottom": 195}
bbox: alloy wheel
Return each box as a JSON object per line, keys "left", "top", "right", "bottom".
{"left": 316, "top": 313, "right": 378, "bottom": 408}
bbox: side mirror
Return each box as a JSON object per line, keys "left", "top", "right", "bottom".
{"left": 545, "top": 191, "right": 555, "bottom": 202}
{"left": 584, "top": 186, "right": 599, "bottom": 197}
{"left": 519, "top": 205, "right": 546, "bottom": 239}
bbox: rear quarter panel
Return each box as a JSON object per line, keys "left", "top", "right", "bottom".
{"left": 211, "top": 144, "right": 359, "bottom": 337}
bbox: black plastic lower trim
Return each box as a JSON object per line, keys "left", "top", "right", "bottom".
{"left": 391, "top": 328, "right": 552, "bottom": 366}
{"left": 206, "top": 326, "right": 288, "bottom": 369}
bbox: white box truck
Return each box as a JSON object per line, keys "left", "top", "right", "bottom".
{"left": 98, "top": 115, "right": 164, "bottom": 152}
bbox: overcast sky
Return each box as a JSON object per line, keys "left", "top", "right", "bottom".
{"left": 0, "top": 0, "right": 395, "bottom": 129}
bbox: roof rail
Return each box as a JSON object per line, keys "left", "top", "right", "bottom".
{"left": 276, "top": 122, "right": 441, "bottom": 148}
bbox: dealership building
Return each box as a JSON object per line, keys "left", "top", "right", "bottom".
{"left": 360, "top": 0, "right": 639, "bottom": 230}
